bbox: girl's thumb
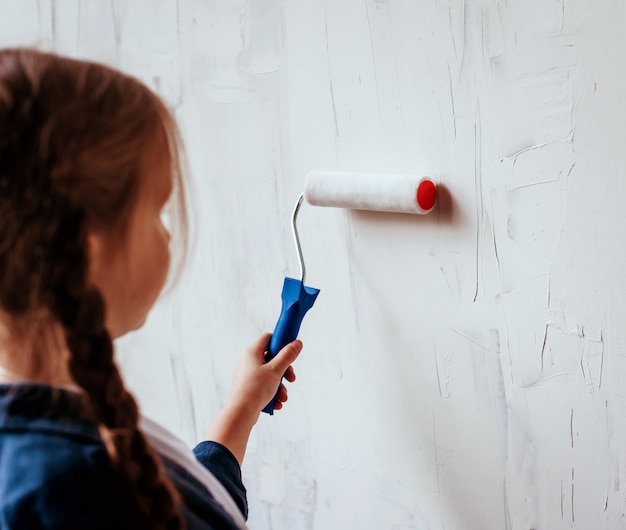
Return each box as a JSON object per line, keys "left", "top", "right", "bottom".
{"left": 268, "top": 340, "right": 303, "bottom": 372}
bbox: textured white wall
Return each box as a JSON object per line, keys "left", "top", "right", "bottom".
{"left": 2, "top": 1, "right": 626, "bottom": 528}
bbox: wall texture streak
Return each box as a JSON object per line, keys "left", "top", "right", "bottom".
{"left": 1, "top": 1, "right": 625, "bottom": 528}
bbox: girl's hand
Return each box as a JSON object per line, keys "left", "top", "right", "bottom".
{"left": 227, "top": 333, "right": 303, "bottom": 418}
{"left": 205, "top": 333, "right": 303, "bottom": 464}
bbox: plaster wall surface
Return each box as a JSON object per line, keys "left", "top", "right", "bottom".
{"left": 1, "top": 1, "right": 624, "bottom": 528}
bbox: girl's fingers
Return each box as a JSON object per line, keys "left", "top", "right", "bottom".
{"left": 283, "top": 365, "right": 296, "bottom": 383}
{"left": 276, "top": 384, "right": 288, "bottom": 403}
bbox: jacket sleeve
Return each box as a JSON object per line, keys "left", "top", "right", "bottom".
{"left": 192, "top": 440, "right": 248, "bottom": 519}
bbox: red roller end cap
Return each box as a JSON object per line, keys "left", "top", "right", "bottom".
{"left": 416, "top": 180, "right": 437, "bottom": 211}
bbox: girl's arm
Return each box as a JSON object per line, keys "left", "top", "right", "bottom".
{"left": 205, "top": 334, "right": 303, "bottom": 465}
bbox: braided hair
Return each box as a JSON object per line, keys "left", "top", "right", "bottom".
{"left": 0, "top": 48, "right": 188, "bottom": 529}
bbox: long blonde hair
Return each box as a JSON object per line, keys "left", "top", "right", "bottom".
{"left": 0, "top": 48, "right": 188, "bottom": 529}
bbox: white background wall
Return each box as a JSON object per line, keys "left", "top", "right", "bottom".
{"left": 2, "top": 1, "right": 626, "bottom": 528}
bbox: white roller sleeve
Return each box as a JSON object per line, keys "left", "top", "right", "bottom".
{"left": 304, "top": 171, "right": 437, "bottom": 214}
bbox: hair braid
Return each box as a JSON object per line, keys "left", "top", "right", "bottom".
{"left": 0, "top": 48, "right": 189, "bottom": 529}
{"left": 54, "top": 274, "right": 183, "bottom": 529}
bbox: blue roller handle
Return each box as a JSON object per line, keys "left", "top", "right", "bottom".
{"left": 262, "top": 277, "right": 320, "bottom": 415}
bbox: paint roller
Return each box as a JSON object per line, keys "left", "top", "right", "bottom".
{"left": 304, "top": 170, "right": 438, "bottom": 214}
{"left": 262, "top": 171, "right": 437, "bottom": 414}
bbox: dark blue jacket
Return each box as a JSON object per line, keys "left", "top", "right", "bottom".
{"left": 0, "top": 384, "right": 247, "bottom": 529}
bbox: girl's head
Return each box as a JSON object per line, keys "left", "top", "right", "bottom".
{"left": 0, "top": 48, "right": 188, "bottom": 528}
{"left": 0, "top": 47, "right": 188, "bottom": 338}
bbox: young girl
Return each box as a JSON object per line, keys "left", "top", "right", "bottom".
{"left": 0, "top": 48, "right": 302, "bottom": 529}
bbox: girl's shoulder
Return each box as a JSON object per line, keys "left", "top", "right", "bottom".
{"left": 0, "top": 383, "right": 135, "bottom": 528}
{"left": 0, "top": 382, "right": 103, "bottom": 448}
